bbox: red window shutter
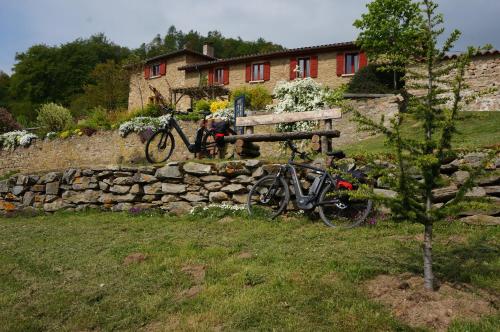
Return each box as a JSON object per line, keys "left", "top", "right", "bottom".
{"left": 359, "top": 52, "right": 368, "bottom": 69}
{"left": 263, "top": 62, "right": 271, "bottom": 81}
{"left": 310, "top": 56, "right": 318, "bottom": 78}
{"left": 208, "top": 68, "right": 214, "bottom": 85}
{"left": 290, "top": 58, "right": 297, "bottom": 80}
{"left": 336, "top": 52, "right": 345, "bottom": 76}
{"left": 159, "top": 62, "right": 166, "bottom": 76}
{"left": 223, "top": 66, "right": 229, "bottom": 85}
{"left": 144, "top": 65, "right": 150, "bottom": 79}
{"left": 245, "top": 64, "right": 252, "bottom": 82}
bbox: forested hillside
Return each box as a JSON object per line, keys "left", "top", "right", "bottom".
{"left": 0, "top": 26, "right": 283, "bottom": 125}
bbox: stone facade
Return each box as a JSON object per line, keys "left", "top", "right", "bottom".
{"left": 1, "top": 154, "right": 498, "bottom": 218}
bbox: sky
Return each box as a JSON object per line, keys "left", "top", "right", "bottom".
{"left": 1, "top": 0, "right": 499, "bottom": 74}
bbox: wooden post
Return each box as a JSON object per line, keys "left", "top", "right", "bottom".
{"left": 321, "top": 119, "right": 332, "bottom": 153}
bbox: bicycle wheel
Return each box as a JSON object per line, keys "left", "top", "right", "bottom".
{"left": 247, "top": 175, "right": 290, "bottom": 219}
{"left": 145, "top": 130, "right": 175, "bottom": 164}
{"left": 317, "top": 184, "right": 372, "bottom": 228}
{"left": 199, "top": 131, "right": 220, "bottom": 159}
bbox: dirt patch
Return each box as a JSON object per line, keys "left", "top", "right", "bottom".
{"left": 237, "top": 251, "right": 253, "bottom": 259}
{"left": 123, "top": 253, "right": 147, "bottom": 266}
{"left": 181, "top": 264, "right": 206, "bottom": 284}
{"left": 364, "top": 274, "right": 497, "bottom": 331}
{"left": 177, "top": 285, "right": 204, "bottom": 300}
{"left": 217, "top": 216, "right": 234, "bottom": 224}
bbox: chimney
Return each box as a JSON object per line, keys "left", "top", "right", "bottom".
{"left": 203, "top": 42, "right": 214, "bottom": 58}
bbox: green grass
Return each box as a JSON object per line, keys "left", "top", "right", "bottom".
{"left": 1, "top": 211, "right": 498, "bottom": 331}
{"left": 342, "top": 111, "right": 500, "bottom": 155}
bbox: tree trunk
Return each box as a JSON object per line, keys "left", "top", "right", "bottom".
{"left": 393, "top": 70, "right": 397, "bottom": 90}
{"left": 423, "top": 222, "right": 434, "bottom": 290}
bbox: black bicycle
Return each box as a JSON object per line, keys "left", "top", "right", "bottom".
{"left": 247, "top": 141, "right": 372, "bottom": 227}
{"left": 145, "top": 86, "right": 231, "bottom": 163}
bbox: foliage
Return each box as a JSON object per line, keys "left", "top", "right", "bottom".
{"left": 136, "top": 25, "right": 284, "bottom": 59}
{"left": 354, "top": 0, "right": 424, "bottom": 89}
{"left": 75, "top": 60, "right": 129, "bottom": 111}
{"left": 194, "top": 99, "right": 211, "bottom": 113}
{"left": 36, "top": 103, "right": 74, "bottom": 134}
{"left": 346, "top": 64, "right": 397, "bottom": 94}
{"left": 0, "top": 71, "right": 10, "bottom": 108}
{"left": 77, "top": 106, "right": 111, "bottom": 130}
{"left": 210, "top": 100, "right": 230, "bottom": 113}
{"left": 7, "top": 34, "right": 130, "bottom": 123}
{"left": 230, "top": 86, "right": 273, "bottom": 110}
{"left": 206, "top": 108, "right": 234, "bottom": 122}
{"left": 0, "top": 130, "right": 38, "bottom": 150}
{"left": 0, "top": 108, "right": 21, "bottom": 134}
{"left": 352, "top": 0, "right": 494, "bottom": 290}
{"left": 133, "top": 103, "right": 164, "bottom": 118}
{"left": 267, "top": 78, "right": 329, "bottom": 133}
{"left": 118, "top": 115, "right": 171, "bottom": 137}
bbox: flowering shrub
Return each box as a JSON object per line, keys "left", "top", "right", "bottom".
{"left": 267, "top": 78, "right": 330, "bottom": 133}
{"left": 206, "top": 108, "right": 234, "bottom": 122}
{"left": 0, "top": 130, "right": 38, "bottom": 150}
{"left": 210, "top": 100, "right": 230, "bottom": 113}
{"left": 118, "top": 115, "right": 171, "bottom": 137}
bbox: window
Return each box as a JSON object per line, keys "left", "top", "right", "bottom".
{"left": 345, "top": 53, "right": 360, "bottom": 74}
{"left": 297, "top": 58, "right": 310, "bottom": 78}
{"left": 252, "top": 63, "right": 265, "bottom": 81}
{"left": 214, "top": 68, "right": 224, "bottom": 84}
{"left": 151, "top": 63, "right": 161, "bottom": 77}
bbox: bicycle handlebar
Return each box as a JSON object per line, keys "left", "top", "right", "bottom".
{"left": 286, "top": 140, "right": 312, "bottom": 162}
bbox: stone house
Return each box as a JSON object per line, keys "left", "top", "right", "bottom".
{"left": 127, "top": 41, "right": 367, "bottom": 111}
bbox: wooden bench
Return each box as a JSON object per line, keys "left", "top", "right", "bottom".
{"left": 223, "top": 108, "right": 342, "bottom": 157}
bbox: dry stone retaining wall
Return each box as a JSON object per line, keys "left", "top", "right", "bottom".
{"left": 1, "top": 152, "right": 499, "bottom": 217}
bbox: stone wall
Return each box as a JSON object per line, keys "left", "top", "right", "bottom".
{"left": 0, "top": 121, "right": 199, "bottom": 176}
{"left": 1, "top": 153, "right": 498, "bottom": 217}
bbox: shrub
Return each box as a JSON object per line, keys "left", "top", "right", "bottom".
{"left": 248, "top": 85, "right": 273, "bottom": 110}
{"left": 37, "top": 103, "right": 74, "bottom": 134}
{"left": 78, "top": 106, "right": 111, "bottom": 130}
{"left": 0, "top": 130, "right": 38, "bottom": 150}
{"left": 135, "top": 104, "right": 164, "bottom": 118}
{"left": 210, "top": 100, "right": 230, "bottom": 113}
{"left": 346, "top": 64, "right": 399, "bottom": 94}
{"left": 230, "top": 86, "right": 273, "bottom": 110}
{"left": 118, "top": 115, "right": 171, "bottom": 137}
{"left": 0, "top": 108, "right": 21, "bottom": 134}
{"left": 194, "top": 99, "right": 211, "bottom": 113}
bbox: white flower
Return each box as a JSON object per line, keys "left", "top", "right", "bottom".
{"left": 0, "top": 130, "right": 38, "bottom": 150}
{"left": 206, "top": 108, "right": 234, "bottom": 123}
{"left": 118, "top": 115, "right": 172, "bottom": 137}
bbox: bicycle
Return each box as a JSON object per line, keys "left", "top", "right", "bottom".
{"left": 247, "top": 140, "right": 372, "bottom": 228}
{"left": 145, "top": 86, "right": 233, "bottom": 163}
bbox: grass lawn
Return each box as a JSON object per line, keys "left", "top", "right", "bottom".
{"left": 341, "top": 111, "right": 500, "bottom": 155}
{"left": 1, "top": 211, "right": 499, "bottom": 331}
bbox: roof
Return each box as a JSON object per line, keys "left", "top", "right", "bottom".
{"left": 145, "top": 48, "right": 217, "bottom": 64}
{"left": 442, "top": 49, "right": 499, "bottom": 60}
{"left": 178, "top": 41, "right": 358, "bottom": 71}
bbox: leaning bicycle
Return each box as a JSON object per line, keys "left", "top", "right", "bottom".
{"left": 145, "top": 86, "right": 232, "bottom": 163}
{"left": 247, "top": 141, "right": 372, "bottom": 228}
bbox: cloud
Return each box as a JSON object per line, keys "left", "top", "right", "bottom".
{"left": 1, "top": 0, "right": 499, "bottom": 74}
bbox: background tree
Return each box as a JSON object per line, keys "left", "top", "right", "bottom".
{"left": 354, "top": 0, "right": 424, "bottom": 90}
{"left": 0, "top": 71, "right": 11, "bottom": 108}
{"left": 76, "top": 60, "right": 129, "bottom": 112}
{"left": 353, "top": 0, "right": 491, "bottom": 291}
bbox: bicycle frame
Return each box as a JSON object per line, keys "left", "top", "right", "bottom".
{"left": 275, "top": 161, "right": 336, "bottom": 210}
{"left": 166, "top": 116, "right": 207, "bottom": 154}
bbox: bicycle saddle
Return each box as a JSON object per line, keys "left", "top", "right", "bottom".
{"left": 326, "top": 150, "right": 345, "bottom": 159}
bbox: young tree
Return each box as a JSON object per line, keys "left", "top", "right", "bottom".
{"left": 354, "top": 0, "right": 424, "bottom": 90}
{"left": 353, "top": 0, "right": 491, "bottom": 291}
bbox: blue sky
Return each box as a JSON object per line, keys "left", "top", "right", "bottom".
{"left": 1, "top": 0, "right": 499, "bottom": 74}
